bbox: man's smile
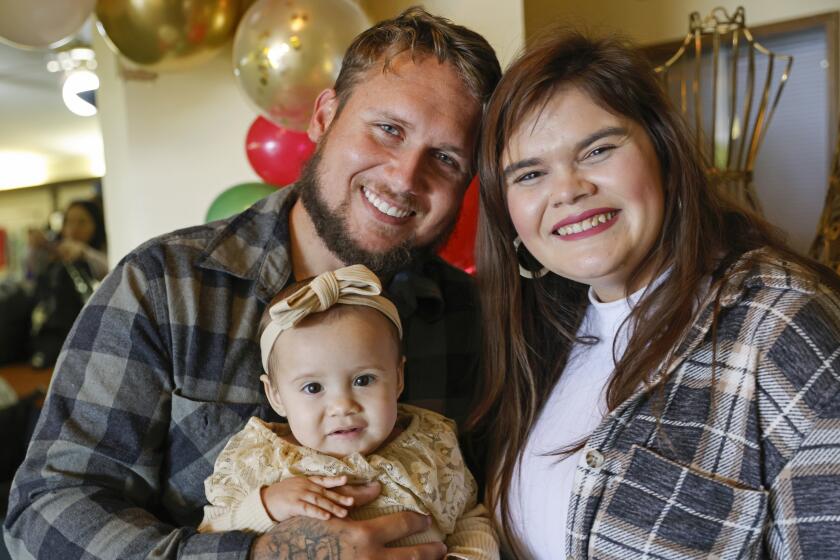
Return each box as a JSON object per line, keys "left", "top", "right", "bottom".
{"left": 360, "top": 185, "right": 416, "bottom": 224}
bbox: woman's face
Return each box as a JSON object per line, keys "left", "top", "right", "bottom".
{"left": 503, "top": 87, "right": 665, "bottom": 302}
{"left": 62, "top": 205, "right": 96, "bottom": 245}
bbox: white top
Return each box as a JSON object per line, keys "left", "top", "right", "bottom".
{"left": 506, "top": 283, "right": 651, "bottom": 558}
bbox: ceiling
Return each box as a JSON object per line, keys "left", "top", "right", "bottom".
{"left": 0, "top": 29, "right": 104, "bottom": 191}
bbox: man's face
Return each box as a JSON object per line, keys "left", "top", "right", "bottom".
{"left": 298, "top": 53, "right": 482, "bottom": 277}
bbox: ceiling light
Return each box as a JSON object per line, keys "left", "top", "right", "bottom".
{"left": 62, "top": 68, "right": 99, "bottom": 117}
{"left": 0, "top": 151, "right": 50, "bottom": 191}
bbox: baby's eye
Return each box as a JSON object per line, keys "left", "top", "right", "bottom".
{"left": 302, "top": 382, "right": 322, "bottom": 394}
{"left": 353, "top": 374, "right": 375, "bottom": 387}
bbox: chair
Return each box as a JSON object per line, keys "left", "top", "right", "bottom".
{"left": 655, "top": 6, "right": 793, "bottom": 213}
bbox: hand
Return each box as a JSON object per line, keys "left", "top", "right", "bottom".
{"left": 249, "top": 511, "right": 446, "bottom": 560}
{"left": 27, "top": 229, "right": 49, "bottom": 249}
{"left": 55, "top": 239, "right": 86, "bottom": 263}
{"left": 261, "top": 475, "right": 356, "bottom": 522}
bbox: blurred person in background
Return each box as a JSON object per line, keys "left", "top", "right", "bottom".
{"left": 26, "top": 199, "right": 108, "bottom": 282}
{"left": 26, "top": 199, "right": 108, "bottom": 368}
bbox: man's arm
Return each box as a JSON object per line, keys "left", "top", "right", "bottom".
{"left": 3, "top": 254, "right": 254, "bottom": 559}
{"left": 250, "top": 513, "right": 447, "bottom": 560}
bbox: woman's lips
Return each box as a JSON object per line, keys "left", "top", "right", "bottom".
{"left": 551, "top": 207, "right": 619, "bottom": 230}
{"left": 552, "top": 209, "right": 620, "bottom": 241}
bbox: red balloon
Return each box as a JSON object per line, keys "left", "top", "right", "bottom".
{"left": 246, "top": 116, "right": 315, "bottom": 186}
{"left": 439, "top": 176, "right": 479, "bottom": 274}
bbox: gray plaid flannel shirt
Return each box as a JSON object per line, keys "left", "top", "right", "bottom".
{"left": 565, "top": 250, "right": 840, "bottom": 559}
{"left": 4, "top": 186, "right": 481, "bottom": 559}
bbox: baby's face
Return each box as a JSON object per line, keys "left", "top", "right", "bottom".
{"left": 264, "top": 307, "right": 404, "bottom": 458}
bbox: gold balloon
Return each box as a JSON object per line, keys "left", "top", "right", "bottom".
{"left": 233, "top": 0, "right": 370, "bottom": 131}
{"left": 96, "top": 0, "right": 242, "bottom": 72}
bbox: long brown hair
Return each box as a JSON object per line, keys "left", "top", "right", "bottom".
{"left": 469, "top": 30, "right": 840, "bottom": 554}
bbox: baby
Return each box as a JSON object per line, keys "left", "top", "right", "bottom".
{"left": 198, "top": 264, "right": 498, "bottom": 559}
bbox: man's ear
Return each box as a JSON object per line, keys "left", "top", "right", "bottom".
{"left": 307, "top": 88, "right": 339, "bottom": 143}
{"left": 396, "top": 356, "right": 405, "bottom": 398}
{"left": 260, "top": 374, "right": 287, "bottom": 417}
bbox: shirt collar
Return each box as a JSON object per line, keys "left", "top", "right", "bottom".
{"left": 196, "top": 183, "right": 446, "bottom": 318}
{"left": 386, "top": 259, "right": 445, "bottom": 322}
{"left": 197, "top": 185, "right": 297, "bottom": 304}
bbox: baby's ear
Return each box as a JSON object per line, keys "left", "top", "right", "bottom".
{"left": 396, "top": 357, "right": 406, "bottom": 397}
{"left": 261, "top": 374, "right": 287, "bottom": 417}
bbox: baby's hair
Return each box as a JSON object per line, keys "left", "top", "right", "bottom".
{"left": 259, "top": 276, "right": 403, "bottom": 375}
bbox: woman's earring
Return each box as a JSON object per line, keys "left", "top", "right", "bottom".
{"left": 513, "top": 236, "right": 549, "bottom": 279}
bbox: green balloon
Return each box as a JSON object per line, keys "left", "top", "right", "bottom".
{"left": 205, "top": 182, "right": 278, "bottom": 223}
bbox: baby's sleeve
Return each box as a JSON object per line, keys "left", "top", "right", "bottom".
{"left": 445, "top": 502, "right": 500, "bottom": 560}
{"left": 444, "top": 464, "right": 500, "bottom": 560}
{"left": 197, "top": 421, "right": 277, "bottom": 534}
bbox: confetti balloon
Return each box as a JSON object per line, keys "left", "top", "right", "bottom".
{"left": 233, "top": 0, "right": 370, "bottom": 130}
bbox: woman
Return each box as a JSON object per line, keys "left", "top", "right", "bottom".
{"left": 471, "top": 31, "right": 840, "bottom": 559}
{"left": 28, "top": 199, "right": 108, "bottom": 367}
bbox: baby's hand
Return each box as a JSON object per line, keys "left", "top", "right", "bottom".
{"left": 260, "top": 475, "right": 356, "bottom": 523}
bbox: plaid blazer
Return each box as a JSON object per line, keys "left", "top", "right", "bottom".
{"left": 4, "top": 186, "right": 482, "bottom": 559}
{"left": 566, "top": 250, "right": 840, "bottom": 559}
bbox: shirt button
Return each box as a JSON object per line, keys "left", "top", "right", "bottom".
{"left": 585, "top": 449, "right": 604, "bottom": 469}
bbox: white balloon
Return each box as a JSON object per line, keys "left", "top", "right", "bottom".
{"left": 0, "top": 0, "right": 96, "bottom": 49}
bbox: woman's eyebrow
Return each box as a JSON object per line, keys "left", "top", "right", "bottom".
{"left": 503, "top": 126, "right": 629, "bottom": 178}
{"left": 503, "top": 158, "right": 541, "bottom": 179}
{"left": 574, "top": 126, "right": 628, "bottom": 153}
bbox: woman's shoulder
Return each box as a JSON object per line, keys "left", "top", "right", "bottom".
{"left": 719, "top": 248, "right": 840, "bottom": 430}
{"left": 714, "top": 247, "right": 840, "bottom": 341}
{"left": 716, "top": 247, "right": 840, "bottom": 312}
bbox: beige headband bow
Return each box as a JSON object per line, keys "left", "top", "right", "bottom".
{"left": 260, "top": 264, "right": 402, "bottom": 372}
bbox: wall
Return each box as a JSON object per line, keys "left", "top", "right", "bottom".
{"left": 93, "top": 34, "right": 259, "bottom": 264}
{"left": 524, "top": 0, "right": 840, "bottom": 45}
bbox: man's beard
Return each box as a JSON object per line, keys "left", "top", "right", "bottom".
{"left": 297, "top": 146, "right": 458, "bottom": 279}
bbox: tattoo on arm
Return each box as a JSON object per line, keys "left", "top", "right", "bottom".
{"left": 252, "top": 517, "right": 351, "bottom": 560}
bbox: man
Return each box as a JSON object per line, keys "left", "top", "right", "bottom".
{"left": 4, "top": 7, "right": 500, "bottom": 560}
